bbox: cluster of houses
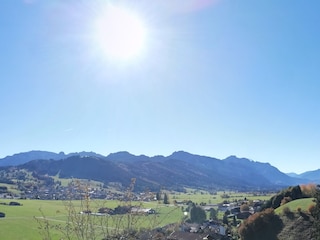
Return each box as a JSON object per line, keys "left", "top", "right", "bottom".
{"left": 80, "top": 206, "right": 157, "bottom": 216}
{"left": 217, "top": 199, "right": 263, "bottom": 219}
{"left": 165, "top": 198, "right": 265, "bottom": 240}
{"left": 0, "top": 180, "right": 156, "bottom": 202}
{"left": 149, "top": 219, "right": 229, "bottom": 240}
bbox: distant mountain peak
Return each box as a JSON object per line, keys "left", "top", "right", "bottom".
{"left": 107, "top": 151, "right": 135, "bottom": 158}
{"left": 169, "top": 150, "right": 194, "bottom": 157}
{"left": 224, "top": 155, "right": 251, "bottom": 161}
{"left": 0, "top": 150, "right": 103, "bottom": 166}
{"left": 1, "top": 150, "right": 320, "bottom": 186}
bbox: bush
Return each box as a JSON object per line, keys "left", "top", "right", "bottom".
{"left": 280, "top": 196, "right": 292, "bottom": 206}
{"left": 282, "top": 206, "right": 295, "bottom": 219}
{"left": 308, "top": 204, "right": 316, "bottom": 215}
{"left": 282, "top": 206, "right": 291, "bottom": 215}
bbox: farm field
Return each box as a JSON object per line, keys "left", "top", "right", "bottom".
{"left": 0, "top": 199, "right": 182, "bottom": 240}
{"left": 0, "top": 200, "right": 66, "bottom": 240}
{"left": 171, "top": 190, "right": 273, "bottom": 204}
{"left": 0, "top": 190, "right": 275, "bottom": 239}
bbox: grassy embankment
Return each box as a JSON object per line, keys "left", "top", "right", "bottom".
{"left": 275, "top": 198, "right": 314, "bottom": 214}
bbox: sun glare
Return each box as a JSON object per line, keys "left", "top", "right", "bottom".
{"left": 93, "top": 5, "right": 147, "bottom": 61}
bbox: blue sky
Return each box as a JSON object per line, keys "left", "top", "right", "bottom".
{"left": 1, "top": 0, "right": 319, "bottom": 174}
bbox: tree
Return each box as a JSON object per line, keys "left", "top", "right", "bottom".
{"left": 238, "top": 208, "right": 283, "bottom": 240}
{"left": 312, "top": 185, "right": 320, "bottom": 239}
{"left": 222, "top": 212, "right": 229, "bottom": 225}
{"left": 232, "top": 215, "right": 237, "bottom": 226}
{"left": 300, "top": 183, "right": 316, "bottom": 197}
{"left": 163, "top": 193, "right": 169, "bottom": 204}
{"left": 261, "top": 185, "right": 304, "bottom": 211}
{"left": 240, "top": 204, "right": 250, "bottom": 212}
{"left": 156, "top": 192, "right": 161, "bottom": 201}
{"left": 209, "top": 208, "right": 218, "bottom": 220}
{"left": 190, "top": 206, "right": 206, "bottom": 224}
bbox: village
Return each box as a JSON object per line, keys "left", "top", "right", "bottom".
{"left": 0, "top": 177, "right": 267, "bottom": 240}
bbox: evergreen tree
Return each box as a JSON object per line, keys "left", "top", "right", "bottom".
{"left": 223, "top": 210, "right": 230, "bottom": 225}
{"left": 232, "top": 215, "right": 237, "bottom": 226}
{"left": 190, "top": 206, "right": 206, "bottom": 224}
{"left": 163, "top": 193, "right": 169, "bottom": 204}
{"left": 222, "top": 213, "right": 229, "bottom": 225}
{"left": 156, "top": 192, "right": 161, "bottom": 201}
{"left": 209, "top": 208, "right": 218, "bottom": 220}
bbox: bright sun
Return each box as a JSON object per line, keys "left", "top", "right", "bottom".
{"left": 93, "top": 5, "right": 147, "bottom": 61}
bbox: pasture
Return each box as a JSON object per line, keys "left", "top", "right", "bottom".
{"left": 0, "top": 199, "right": 183, "bottom": 240}
{"left": 170, "top": 189, "right": 273, "bottom": 204}
{"left": 0, "top": 190, "right": 275, "bottom": 239}
{"left": 275, "top": 198, "right": 314, "bottom": 214}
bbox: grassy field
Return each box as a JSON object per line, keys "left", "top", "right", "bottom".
{"left": 0, "top": 198, "right": 183, "bottom": 240}
{"left": 0, "top": 199, "right": 64, "bottom": 240}
{"left": 171, "top": 190, "right": 273, "bottom": 205}
{"left": 0, "top": 190, "right": 275, "bottom": 239}
{"left": 275, "top": 198, "right": 314, "bottom": 214}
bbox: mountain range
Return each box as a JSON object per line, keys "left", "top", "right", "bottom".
{"left": 0, "top": 150, "right": 318, "bottom": 191}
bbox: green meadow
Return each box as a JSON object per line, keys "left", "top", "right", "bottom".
{"left": 275, "top": 198, "right": 314, "bottom": 214}
{"left": 0, "top": 190, "right": 275, "bottom": 239}
{"left": 171, "top": 190, "right": 273, "bottom": 204}
{"left": 0, "top": 199, "right": 183, "bottom": 240}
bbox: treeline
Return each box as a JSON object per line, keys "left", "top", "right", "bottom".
{"left": 0, "top": 186, "right": 8, "bottom": 193}
{"left": 261, "top": 184, "right": 315, "bottom": 210}
{"left": 0, "top": 178, "right": 14, "bottom": 184}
